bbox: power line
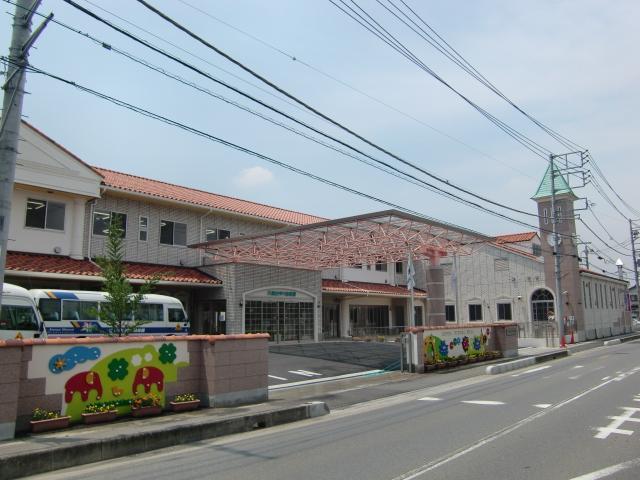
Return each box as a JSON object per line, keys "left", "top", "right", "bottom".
{"left": 173, "top": 0, "right": 537, "bottom": 180}
{"left": 55, "top": 1, "right": 556, "bottom": 224}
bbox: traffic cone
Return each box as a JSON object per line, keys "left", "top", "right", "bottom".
{"left": 560, "top": 334, "right": 566, "bottom": 348}
{"left": 570, "top": 331, "right": 575, "bottom": 344}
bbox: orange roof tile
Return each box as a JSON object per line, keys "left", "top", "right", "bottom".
{"left": 322, "top": 279, "right": 427, "bottom": 297}
{"left": 6, "top": 251, "right": 221, "bottom": 285}
{"left": 494, "top": 232, "right": 538, "bottom": 244}
{"left": 94, "top": 167, "right": 326, "bottom": 226}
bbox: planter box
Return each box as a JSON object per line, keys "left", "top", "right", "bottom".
{"left": 424, "top": 363, "right": 436, "bottom": 372}
{"left": 131, "top": 405, "right": 162, "bottom": 418}
{"left": 30, "top": 416, "right": 71, "bottom": 433}
{"left": 81, "top": 411, "right": 118, "bottom": 425}
{"left": 169, "top": 399, "right": 200, "bottom": 412}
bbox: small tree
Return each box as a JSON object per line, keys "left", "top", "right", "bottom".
{"left": 95, "top": 218, "right": 157, "bottom": 336}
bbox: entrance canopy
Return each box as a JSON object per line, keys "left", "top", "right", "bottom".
{"left": 190, "top": 210, "right": 491, "bottom": 270}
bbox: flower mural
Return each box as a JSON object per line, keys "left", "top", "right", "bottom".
{"left": 439, "top": 342, "right": 449, "bottom": 357}
{"left": 107, "top": 358, "right": 129, "bottom": 381}
{"left": 159, "top": 343, "right": 177, "bottom": 364}
{"left": 424, "top": 328, "right": 493, "bottom": 364}
{"left": 57, "top": 343, "right": 187, "bottom": 422}
{"left": 473, "top": 337, "right": 482, "bottom": 351}
{"left": 462, "top": 336, "right": 469, "bottom": 352}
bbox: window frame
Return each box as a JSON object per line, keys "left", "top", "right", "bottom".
{"left": 445, "top": 304, "right": 456, "bottom": 323}
{"left": 25, "top": 198, "right": 66, "bottom": 232}
{"left": 160, "top": 219, "right": 188, "bottom": 247}
{"left": 93, "top": 210, "right": 127, "bottom": 238}
{"left": 496, "top": 302, "right": 512, "bottom": 321}
{"left": 468, "top": 303, "right": 483, "bottom": 322}
{"left": 139, "top": 216, "right": 148, "bottom": 242}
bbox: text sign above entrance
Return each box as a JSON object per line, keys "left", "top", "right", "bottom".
{"left": 267, "top": 290, "right": 297, "bottom": 297}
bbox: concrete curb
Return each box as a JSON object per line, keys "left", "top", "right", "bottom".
{"left": 0, "top": 402, "right": 329, "bottom": 480}
{"left": 485, "top": 357, "right": 535, "bottom": 375}
{"left": 604, "top": 338, "right": 621, "bottom": 346}
{"left": 533, "top": 349, "right": 570, "bottom": 363}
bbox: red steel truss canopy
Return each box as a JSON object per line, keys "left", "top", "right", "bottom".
{"left": 190, "top": 210, "right": 491, "bottom": 270}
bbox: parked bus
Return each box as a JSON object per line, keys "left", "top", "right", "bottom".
{"left": 0, "top": 283, "right": 45, "bottom": 340}
{"left": 30, "top": 289, "right": 189, "bottom": 337}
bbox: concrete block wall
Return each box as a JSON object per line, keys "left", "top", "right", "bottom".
{"left": 0, "top": 334, "right": 269, "bottom": 440}
{"left": 202, "top": 263, "right": 322, "bottom": 336}
{"left": 85, "top": 193, "right": 282, "bottom": 267}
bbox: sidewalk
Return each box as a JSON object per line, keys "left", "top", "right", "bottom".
{"left": 2, "top": 331, "right": 639, "bottom": 479}
{"left": 0, "top": 399, "right": 329, "bottom": 480}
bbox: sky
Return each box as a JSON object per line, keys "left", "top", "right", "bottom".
{"left": 1, "top": 0, "right": 639, "bottom": 277}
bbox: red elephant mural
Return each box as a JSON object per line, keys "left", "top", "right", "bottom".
{"left": 64, "top": 371, "right": 103, "bottom": 403}
{"left": 132, "top": 366, "right": 164, "bottom": 395}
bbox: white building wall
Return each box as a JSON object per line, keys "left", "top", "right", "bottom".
{"left": 9, "top": 186, "right": 88, "bottom": 258}
{"left": 581, "top": 272, "right": 627, "bottom": 339}
{"left": 439, "top": 244, "right": 545, "bottom": 324}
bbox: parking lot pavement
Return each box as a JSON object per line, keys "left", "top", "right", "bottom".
{"left": 268, "top": 352, "right": 372, "bottom": 386}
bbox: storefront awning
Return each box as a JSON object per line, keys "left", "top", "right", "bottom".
{"left": 190, "top": 209, "right": 491, "bottom": 270}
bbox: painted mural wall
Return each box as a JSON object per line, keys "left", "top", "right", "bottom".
{"left": 423, "top": 327, "right": 492, "bottom": 363}
{"left": 29, "top": 341, "right": 189, "bottom": 421}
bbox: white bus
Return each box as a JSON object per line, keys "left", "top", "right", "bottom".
{"left": 30, "top": 289, "right": 189, "bottom": 337}
{"left": 0, "top": 283, "right": 46, "bottom": 340}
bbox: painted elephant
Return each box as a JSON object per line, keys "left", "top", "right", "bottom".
{"left": 132, "top": 366, "right": 164, "bottom": 395}
{"left": 64, "top": 371, "right": 103, "bottom": 403}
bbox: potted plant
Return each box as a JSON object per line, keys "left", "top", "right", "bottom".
{"left": 30, "top": 408, "right": 71, "bottom": 433}
{"left": 445, "top": 356, "right": 458, "bottom": 368}
{"left": 424, "top": 360, "right": 437, "bottom": 372}
{"left": 81, "top": 403, "right": 118, "bottom": 425}
{"left": 131, "top": 393, "right": 162, "bottom": 417}
{"left": 468, "top": 353, "right": 478, "bottom": 363}
{"left": 169, "top": 393, "right": 200, "bottom": 412}
{"left": 457, "top": 354, "right": 469, "bottom": 365}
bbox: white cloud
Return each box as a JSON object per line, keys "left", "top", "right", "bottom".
{"left": 234, "top": 166, "right": 274, "bottom": 188}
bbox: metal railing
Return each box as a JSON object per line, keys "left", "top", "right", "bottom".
{"left": 350, "top": 326, "right": 406, "bottom": 339}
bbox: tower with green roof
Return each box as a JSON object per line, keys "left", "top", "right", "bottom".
{"left": 532, "top": 164, "right": 583, "bottom": 343}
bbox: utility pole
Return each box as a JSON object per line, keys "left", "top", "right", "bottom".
{"left": 0, "top": 0, "right": 51, "bottom": 304}
{"left": 629, "top": 219, "right": 640, "bottom": 308}
{"left": 549, "top": 154, "right": 565, "bottom": 346}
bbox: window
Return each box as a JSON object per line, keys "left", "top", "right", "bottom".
{"left": 556, "top": 206, "right": 562, "bottom": 223}
{"left": 543, "top": 208, "right": 548, "bottom": 225}
{"left": 445, "top": 305, "right": 456, "bottom": 322}
{"left": 375, "top": 262, "right": 387, "bottom": 272}
{"left": 395, "top": 262, "right": 403, "bottom": 274}
{"left": 583, "top": 282, "right": 588, "bottom": 310}
{"left": 38, "top": 298, "right": 61, "bottom": 321}
{"left": 532, "top": 243, "right": 542, "bottom": 256}
{"left": 135, "top": 304, "right": 163, "bottom": 322}
{"left": 494, "top": 258, "right": 509, "bottom": 272}
{"left": 160, "top": 220, "right": 187, "bottom": 246}
{"left": 0, "top": 305, "right": 39, "bottom": 331}
{"left": 93, "top": 211, "right": 127, "bottom": 237}
{"left": 62, "top": 300, "right": 99, "bottom": 321}
{"left": 205, "top": 228, "right": 231, "bottom": 242}
{"left": 139, "top": 216, "right": 148, "bottom": 242}
{"left": 588, "top": 283, "right": 592, "bottom": 309}
{"left": 497, "top": 303, "right": 512, "bottom": 321}
{"left": 168, "top": 307, "right": 186, "bottom": 323}
{"left": 25, "top": 198, "right": 65, "bottom": 231}
{"left": 469, "top": 304, "right": 482, "bottom": 322}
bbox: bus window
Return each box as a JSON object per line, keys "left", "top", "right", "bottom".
{"left": 0, "top": 305, "right": 39, "bottom": 330}
{"left": 168, "top": 307, "right": 186, "bottom": 323}
{"left": 62, "top": 300, "right": 99, "bottom": 321}
{"left": 136, "top": 304, "right": 163, "bottom": 322}
{"left": 39, "top": 298, "right": 61, "bottom": 321}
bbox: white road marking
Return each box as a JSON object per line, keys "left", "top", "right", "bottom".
{"left": 296, "top": 370, "right": 322, "bottom": 376}
{"left": 569, "top": 458, "right": 640, "bottom": 480}
{"left": 390, "top": 367, "right": 640, "bottom": 480}
{"left": 268, "top": 375, "right": 287, "bottom": 381}
{"left": 595, "top": 407, "right": 640, "bottom": 439}
{"left": 270, "top": 369, "right": 383, "bottom": 390}
{"left": 418, "top": 397, "right": 441, "bottom": 402}
{"left": 288, "top": 370, "right": 316, "bottom": 377}
{"left": 601, "top": 376, "right": 611, "bottom": 380}
{"left": 569, "top": 376, "right": 581, "bottom": 380}
{"left": 533, "top": 404, "right": 552, "bottom": 409}
{"left": 573, "top": 365, "right": 584, "bottom": 369}
{"left": 511, "top": 365, "right": 551, "bottom": 377}
{"left": 461, "top": 400, "right": 505, "bottom": 406}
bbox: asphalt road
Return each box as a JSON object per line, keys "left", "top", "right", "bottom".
{"left": 28, "top": 341, "right": 640, "bottom": 480}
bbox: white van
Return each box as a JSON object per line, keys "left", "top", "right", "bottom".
{"left": 0, "top": 283, "right": 45, "bottom": 340}
{"left": 30, "top": 289, "right": 189, "bottom": 337}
